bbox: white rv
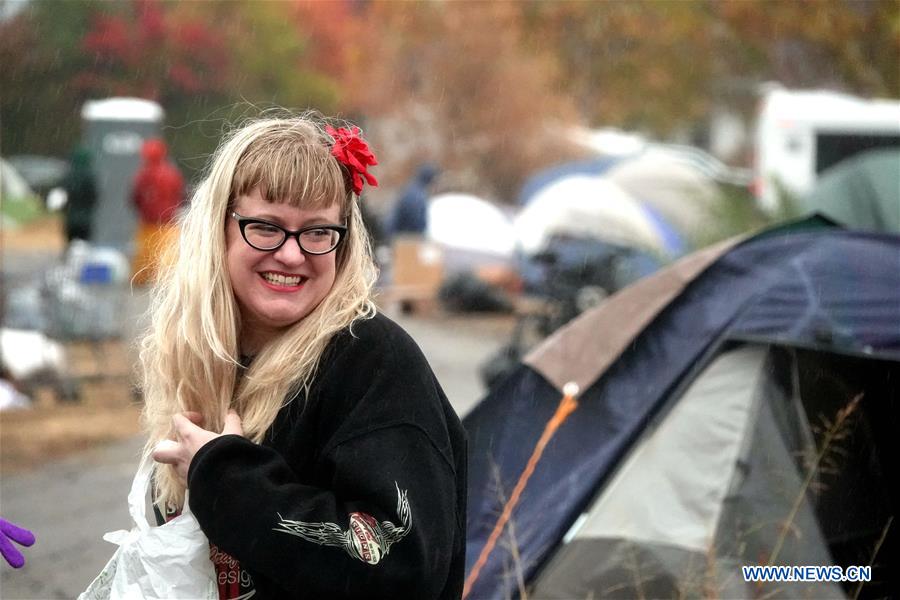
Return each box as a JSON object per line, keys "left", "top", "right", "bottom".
{"left": 754, "top": 87, "right": 900, "bottom": 211}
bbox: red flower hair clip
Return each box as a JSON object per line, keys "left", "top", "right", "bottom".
{"left": 326, "top": 125, "right": 378, "bottom": 196}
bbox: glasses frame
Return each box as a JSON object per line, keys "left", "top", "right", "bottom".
{"left": 230, "top": 211, "right": 348, "bottom": 255}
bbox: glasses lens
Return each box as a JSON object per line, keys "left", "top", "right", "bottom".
{"left": 244, "top": 222, "right": 286, "bottom": 250}
{"left": 299, "top": 228, "right": 340, "bottom": 254}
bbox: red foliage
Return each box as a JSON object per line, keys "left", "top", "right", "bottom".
{"left": 78, "top": 0, "right": 228, "bottom": 99}
{"left": 292, "top": 1, "right": 365, "bottom": 88}
{"left": 136, "top": 0, "right": 166, "bottom": 43}
{"left": 83, "top": 15, "right": 137, "bottom": 66}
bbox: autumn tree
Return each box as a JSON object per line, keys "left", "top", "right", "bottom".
{"left": 75, "top": 0, "right": 347, "bottom": 177}
{"left": 716, "top": 0, "right": 900, "bottom": 98}
{"left": 0, "top": 0, "right": 103, "bottom": 155}
{"left": 346, "top": 1, "right": 584, "bottom": 204}
{"left": 76, "top": 0, "right": 228, "bottom": 101}
{"left": 521, "top": 0, "right": 899, "bottom": 142}
{"left": 521, "top": 2, "right": 719, "bottom": 138}
{"left": 5, "top": 0, "right": 893, "bottom": 197}
{"left": 1, "top": 0, "right": 346, "bottom": 179}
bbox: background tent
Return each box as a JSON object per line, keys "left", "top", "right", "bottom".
{"left": 605, "top": 147, "right": 722, "bottom": 242}
{"left": 464, "top": 220, "right": 899, "bottom": 600}
{"left": 427, "top": 193, "right": 516, "bottom": 273}
{"left": 512, "top": 176, "right": 671, "bottom": 256}
{"left": 803, "top": 148, "right": 900, "bottom": 233}
{"left": 517, "top": 157, "right": 620, "bottom": 206}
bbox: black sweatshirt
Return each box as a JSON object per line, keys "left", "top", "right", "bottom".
{"left": 187, "top": 312, "right": 467, "bottom": 599}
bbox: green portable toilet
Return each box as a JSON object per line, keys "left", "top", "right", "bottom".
{"left": 81, "top": 97, "right": 164, "bottom": 252}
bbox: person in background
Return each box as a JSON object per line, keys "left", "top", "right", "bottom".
{"left": 144, "top": 114, "right": 466, "bottom": 599}
{"left": 388, "top": 163, "right": 438, "bottom": 237}
{"left": 60, "top": 147, "right": 97, "bottom": 247}
{"left": 131, "top": 138, "right": 184, "bottom": 285}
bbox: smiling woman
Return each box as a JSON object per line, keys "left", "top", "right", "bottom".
{"left": 225, "top": 191, "right": 344, "bottom": 353}
{"left": 130, "top": 113, "right": 467, "bottom": 599}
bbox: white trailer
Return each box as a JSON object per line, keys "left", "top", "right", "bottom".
{"left": 754, "top": 87, "right": 900, "bottom": 211}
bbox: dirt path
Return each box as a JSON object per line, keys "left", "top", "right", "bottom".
{"left": 0, "top": 435, "right": 144, "bottom": 598}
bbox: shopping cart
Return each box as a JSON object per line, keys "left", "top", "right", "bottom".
{"left": 42, "top": 261, "right": 128, "bottom": 341}
{"left": 37, "top": 255, "right": 132, "bottom": 401}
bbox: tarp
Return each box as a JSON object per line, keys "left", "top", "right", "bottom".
{"left": 464, "top": 222, "right": 900, "bottom": 599}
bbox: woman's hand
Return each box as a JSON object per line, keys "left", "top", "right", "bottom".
{"left": 152, "top": 409, "right": 244, "bottom": 484}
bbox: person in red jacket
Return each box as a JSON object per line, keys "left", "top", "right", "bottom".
{"left": 132, "top": 138, "right": 184, "bottom": 285}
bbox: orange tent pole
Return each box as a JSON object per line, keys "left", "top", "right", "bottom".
{"left": 462, "top": 382, "right": 580, "bottom": 599}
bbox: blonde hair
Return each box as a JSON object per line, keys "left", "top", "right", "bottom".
{"left": 140, "top": 114, "right": 378, "bottom": 512}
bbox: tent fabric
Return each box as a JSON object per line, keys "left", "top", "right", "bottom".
{"left": 606, "top": 148, "right": 720, "bottom": 238}
{"left": 804, "top": 148, "right": 900, "bottom": 233}
{"left": 524, "top": 235, "right": 740, "bottom": 393}
{"left": 517, "top": 157, "right": 620, "bottom": 206}
{"left": 1, "top": 159, "right": 44, "bottom": 228}
{"left": 512, "top": 176, "right": 667, "bottom": 255}
{"left": 533, "top": 537, "right": 709, "bottom": 599}
{"left": 427, "top": 193, "right": 516, "bottom": 258}
{"left": 568, "top": 346, "right": 767, "bottom": 553}
{"left": 711, "top": 350, "right": 834, "bottom": 568}
{"left": 464, "top": 224, "right": 900, "bottom": 600}
{"left": 638, "top": 202, "right": 688, "bottom": 256}
{"left": 532, "top": 345, "right": 842, "bottom": 599}
{"left": 532, "top": 537, "right": 844, "bottom": 600}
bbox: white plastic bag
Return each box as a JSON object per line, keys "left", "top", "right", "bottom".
{"left": 78, "top": 457, "right": 218, "bottom": 600}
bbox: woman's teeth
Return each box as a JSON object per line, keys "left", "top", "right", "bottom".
{"left": 262, "top": 273, "right": 303, "bottom": 286}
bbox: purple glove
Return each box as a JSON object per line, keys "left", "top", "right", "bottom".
{"left": 0, "top": 517, "right": 35, "bottom": 569}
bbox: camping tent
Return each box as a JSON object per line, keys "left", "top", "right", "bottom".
{"left": 464, "top": 219, "right": 899, "bottom": 599}
{"left": 513, "top": 176, "right": 672, "bottom": 256}
{"left": 517, "top": 158, "right": 620, "bottom": 206}
{"left": 427, "top": 193, "right": 517, "bottom": 272}
{"left": 804, "top": 148, "right": 900, "bottom": 233}
{"left": 605, "top": 147, "right": 721, "bottom": 242}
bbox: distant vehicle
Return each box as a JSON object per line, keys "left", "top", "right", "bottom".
{"left": 754, "top": 86, "right": 900, "bottom": 211}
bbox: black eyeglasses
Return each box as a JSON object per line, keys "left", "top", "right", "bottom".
{"left": 230, "top": 212, "right": 347, "bottom": 255}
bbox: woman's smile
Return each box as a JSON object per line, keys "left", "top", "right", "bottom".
{"left": 259, "top": 270, "right": 307, "bottom": 291}
{"left": 226, "top": 188, "right": 342, "bottom": 347}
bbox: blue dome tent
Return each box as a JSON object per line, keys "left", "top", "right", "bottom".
{"left": 464, "top": 218, "right": 899, "bottom": 599}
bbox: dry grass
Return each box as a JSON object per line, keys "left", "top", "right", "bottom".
{"left": 1, "top": 214, "right": 66, "bottom": 253}
{"left": 0, "top": 387, "right": 141, "bottom": 473}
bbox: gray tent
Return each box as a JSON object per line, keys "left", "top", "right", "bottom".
{"left": 531, "top": 344, "right": 884, "bottom": 599}
{"left": 465, "top": 221, "right": 898, "bottom": 599}
{"left": 804, "top": 148, "right": 900, "bottom": 233}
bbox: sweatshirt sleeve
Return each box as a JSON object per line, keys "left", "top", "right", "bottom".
{"left": 186, "top": 317, "right": 464, "bottom": 599}
{"left": 188, "top": 428, "right": 458, "bottom": 598}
